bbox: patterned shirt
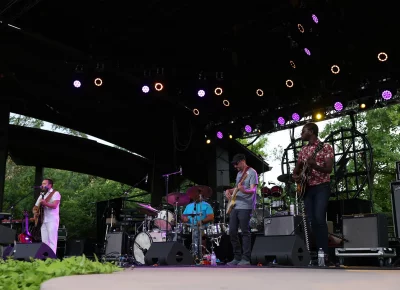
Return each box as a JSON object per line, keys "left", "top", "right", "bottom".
{"left": 298, "top": 139, "right": 334, "bottom": 186}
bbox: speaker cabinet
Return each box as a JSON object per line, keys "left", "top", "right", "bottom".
{"left": 4, "top": 243, "right": 56, "bottom": 261}
{"left": 250, "top": 235, "right": 310, "bottom": 266}
{"left": 343, "top": 213, "right": 388, "bottom": 248}
{"left": 264, "top": 216, "right": 304, "bottom": 237}
{"left": 0, "top": 225, "right": 16, "bottom": 245}
{"left": 391, "top": 181, "right": 400, "bottom": 238}
{"left": 144, "top": 242, "right": 194, "bottom": 266}
{"left": 105, "top": 232, "right": 129, "bottom": 256}
{"left": 66, "top": 239, "right": 85, "bottom": 256}
{"left": 396, "top": 161, "right": 400, "bottom": 181}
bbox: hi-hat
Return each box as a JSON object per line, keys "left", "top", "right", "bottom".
{"left": 137, "top": 203, "right": 158, "bottom": 216}
{"left": 164, "top": 192, "right": 190, "bottom": 206}
{"left": 187, "top": 185, "right": 213, "bottom": 199}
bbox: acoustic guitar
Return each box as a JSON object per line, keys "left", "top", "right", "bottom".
{"left": 226, "top": 167, "right": 250, "bottom": 215}
{"left": 18, "top": 210, "right": 33, "bottom": 243}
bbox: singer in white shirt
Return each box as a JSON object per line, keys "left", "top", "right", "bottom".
{"left": 32, "top": 179, "right": 61, "bottom": 254}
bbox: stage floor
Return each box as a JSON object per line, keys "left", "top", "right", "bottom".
{"left": 41, "top": 266, "right": 400, "bottom": 290}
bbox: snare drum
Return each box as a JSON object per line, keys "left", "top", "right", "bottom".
{"left": 271, "top": 200, "right": 285, "bottom": 209}
{"left": 206, "top": 223, "right": 227, "bottom": 237}
{"left": 154, "top": 210, "right": 175, "bottom": 231}
{"left": 175, "top": 223, "right": 192, "bottom": 235}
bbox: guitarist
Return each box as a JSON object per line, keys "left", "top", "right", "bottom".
{"left": 225, "top": 153, "right": 258, "bottom": 266}
{"left": 32, "top": 179, "right": 61, "bottom": 255}
{"left": 292, "top": 123, "right": 334, "bottom": 263}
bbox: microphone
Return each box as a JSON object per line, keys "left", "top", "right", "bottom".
{"left": 180, "top": 166, "right": 182, "bottom": 175}
{"left": 145, "top": 174, "right": 148, "bottom": 184}
{"left": 32, "top": 186, "right": 42, "bottom": 189}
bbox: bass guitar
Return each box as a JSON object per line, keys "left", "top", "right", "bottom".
{"left": 296, "top": 142, "right": 324, "bottom": 199}
{"left": 226, "top": 167, "right": 250, "bottom": 215}
{"left": 18, "top": 210, "right": 33, "bottom": 243}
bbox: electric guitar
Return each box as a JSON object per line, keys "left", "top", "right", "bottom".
{"left": 226, "top": 168, "right": 250, "bottom": 215}
{"left": 296, "top": 142, "right": 324, "bottom": 199}
{"left": 18, "top": 210, "right": 33, "bottom": 243}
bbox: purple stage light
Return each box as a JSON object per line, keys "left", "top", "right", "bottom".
{"left": 217, "top": 131, "right": 223, "bottom": 139}
{"left": 198, "top": 90, "right": 205, "bottom": 97}
{"left": 277, "top": 117, "right": 285, "bottom": 125}
{"left": 292, "top": 113, "right": 300, "bottom": 122}
{"left": 382, "top": 90, "right": 392, "bottom": 100}
{"left": 142, "top": 85, "right": 150, "bottom": 93}
{"left": 312, "top": 14, "right": 318, "bottom": 24}
{"left": 304, "top": 48, "right": 311, "bottom": 56}
{"left": 244, "top": 125, "right": 252, "bottom": 133}
{"left": 73, "top": 80, "right": 81, "bottom": 88}
{"left": 334, "top": 102, "right": 343, "bottom": 111}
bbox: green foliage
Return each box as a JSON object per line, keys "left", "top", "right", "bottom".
{"left": 0, "top": 255, "right": 122, "bottom": 290}
{"left": 237, "top": 135, "right": 268, "bottom": 158}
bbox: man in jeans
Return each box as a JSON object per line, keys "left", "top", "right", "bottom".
{"left": 225, "top": 153, "right": 258, "bottom": 266}
{"left": 292, "top": 123, "right": 334, "bottom": 263}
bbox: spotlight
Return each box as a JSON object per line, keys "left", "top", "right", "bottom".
{"left": 334, "top": 102, "right": 343, "bottom": 111}
{"left": 94, "top": 78, "right": 103, "bottom": 86}
{"left": 229, "top": 134, "right": 233, "bottom": 139}
{"left": 142, "top": 85, "right": 150, "bottom": 93}
{"left": 206, "top": 139, "right": 211, "bottom": 144}
{"left": 223, "top": 100, "right": 230, "bottom": 106}
{"left": 73, "top": 80, "right": 81, "bottom": 88}
{"left": 292, "top": 113, "right": 300, "bottom": 122}
{"left": 193, "top": 108, "right": 200, "bottom": 115}
{"left": 315, "top": 113, "right": 323, "bottom": 120}
{"left": 382, "top": 90, "right": 392, "bottom": 100}
{"left": 244, "top": 125, "right": 252, "bottom": 133}
{"left": 304, "top": 48, "right": 311, "bottom": 56}
{"left": 359, "top": 103, "right": 366, "bottom": 109}
{"left": 256, "top": 89, "right": 264, "bottom": 96}
{"left": 216, "top": 131, "right": 223, "bottom": 139}
{"left": 155, "top": 82, "right": 163, "bottom": 91}
{"left": 277, "top": 117, "right": 285, "bottom": 125}
{"left": 286, "top": 80, "right": 294, "bottom": 88}
{"left": 297, "top": 24, "right": 304, "bottom": 33}
{"left": 331, "top": 65, "right": 340, "bottom": 74}
{"left": 312, "top": 14, "right": 318, "bottom": 24}
{"left": 378, "top": 52, "right": 388, "bottom": 62}
{"left": 290, "top": 61, "right": 296, "bottom": 68}
{"left": 214, "top": 87, "right": 223, "bottom": 95}
{"left": 198, "top": 89, "right": 205, "bottom": 97}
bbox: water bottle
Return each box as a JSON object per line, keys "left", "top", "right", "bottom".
{"left": 290, "top": 204, "right": 295, "bottom": 216}
{"left": 318, "top": 248, "right": 325, "bottom": 267}
{"left": 211, "top": 250, "right": 217, "bottom": 266}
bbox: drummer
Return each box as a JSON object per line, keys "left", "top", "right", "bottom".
{"left": 181, "top": 194, "right": 214, "bottom": 256}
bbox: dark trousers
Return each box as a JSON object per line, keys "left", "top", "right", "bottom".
{"left": 229, "top": 209, "right": 252, "bottom": 261}
{"left": 304, "top": 182, "right": 330, "bottom": 253}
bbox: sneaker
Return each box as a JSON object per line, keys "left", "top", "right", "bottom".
{"left": 226, "top": 259, "right": 241, "bottom": 266}
{"left": 238, "top": 259, "right": 251, "bottom": 266}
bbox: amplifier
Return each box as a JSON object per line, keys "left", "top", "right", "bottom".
{"left": 343, "top": 213, "right": 388, "bottom": 248}
{"left": 396, "top": 161, "right": 400, "bottom": 181}
{"left": 264, "top": 216, "right": 303, "bottom": 237}
{"left": 391, "top": 181, "right": 400, "bottom": 238}
{"left": 58, "top": 227, "right": 67, "bottom": 241}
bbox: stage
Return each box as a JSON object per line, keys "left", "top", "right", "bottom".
{"left": 41, "top": 266, "right": 400, "bottom": 290}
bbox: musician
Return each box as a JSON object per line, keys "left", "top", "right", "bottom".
{"left": 32, "top": 179, "right": 61, "bottom": 254}
{"left": 225, "top": 153, "right": 258, "bottom": 266}
{"left": 181, "top": 196, "right": 214, "bottom": 256}
{"left": 292, "top": 123, "right": 334, "bottom": 262}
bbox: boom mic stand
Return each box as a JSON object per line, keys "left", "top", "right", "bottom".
{"left": 7, "top": 190, "right": 37, "bottom": 229}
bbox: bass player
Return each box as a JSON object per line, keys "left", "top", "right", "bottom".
{"left": 32, "top": 178, "right": 61, "bottom": 255}
{"left": 292, "top": 123, "right": 334, "bottom": 263}
{"left": 225, "top": 153, "right": 258, "bottom": 266}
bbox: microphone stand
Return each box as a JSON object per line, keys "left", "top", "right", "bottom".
{"left": 162, "top": 167, "right": 182, "bottom": 242}
{"left": 7, "top": 190, "right": 36, "bottom": 229}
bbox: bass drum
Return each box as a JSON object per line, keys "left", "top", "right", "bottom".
{"left": 133, "top": 231, "right": 167, "bottom": 265}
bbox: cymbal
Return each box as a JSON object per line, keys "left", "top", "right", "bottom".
{"left": 137, "top": 203, "right": 158, "bottom": 216}
{"left": 277, "top": 174, "right": 294, "bottom": 183}
{"left": 164, "top": 192, "right": 190, "bottom": 206}
{"left": 187, "top": 185, "right": 213, "bottom": 199}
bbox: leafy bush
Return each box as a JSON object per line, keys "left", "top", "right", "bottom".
{"left": 0, "top": 255, "right": 122, "bottom": 290}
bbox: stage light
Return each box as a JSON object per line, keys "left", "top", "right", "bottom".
{"left": 292, "top": 113, "right": 300, "bottom": 122}
{"left": 193, "top": 108, "right": 200, "bottom": 115}
{"left": 286, "top": 80, "right": 294, "bottom": 88}
{"left": 206, "top": 139, "right": 211, "bottom": 144}
{"left": 94, "top": 78, "right": 103, "bottom": 86}
{"left": 198, "top": 89, "right": 205, "bottom": 97}
{"left": 244, "top": 125, "right": 252, "bottom": 133}
{"left": 304, "top": 48, "right": 311, "bottom": 56}
{"left": 290, "top": 61, "right": 296, "bottom": 68}
{"left": 142, "top": 85, "right": 150, "bottom": 93}
{"left": 382, "top": 90, "right": 392, "bottom": 100}
{"left": 277, "top": 117, "right": 285, "bottom": 125}
{"left": 229, "top": 134, "right": 233, "bottom": 139}
{"left": 73, "top": 80, "right": 81, "bottom": 88}
{"left": 331, "top": 65, "right": 340, "bottom": 74}
{"left": 312, "top": 14, "right": 318, "bottom": 24}
{"left": 256, "top": 89, "right": 264, "bottom": 96}
{"left": 315, "top": 113, "right": 323, "bottom": 120}
{"left": 214, "top": 87, "right": 223, "bottom": 95}
{"left": 334, "top": 102, "right": 343, "bottom": 111}
{"left": 155, "top": 82, "right": 163, "bottom": 91}
{"left": 298, "top": 24, "right": 304, "bottom": 33}
{"left": 360, "top": 103, "right": 366, "bottom": 109}
{"left": 216, "top": 131, "right": 223, "bottom": 139}
{"left": 223, "top": 100, "right": 230, "bottom": 106}
{"left": 378, "top": 52, "right": 388, "bottom": 62}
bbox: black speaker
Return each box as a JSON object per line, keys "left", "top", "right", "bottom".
{"left": 396, "top": 161, "right": 400, "bottom": 181}
{"left": 391, "top": 181, "right": 400, "bottom": 238}
{"left": 0, "top": 225, "right": 16, "bottom": 245}
{"left": 343, "top": 213, "right": 388, "bottom": 248}
{"left": 250, "top": 235, "right": 310, "bottom": 266}
{"left": 66, "top": 239, "right": 85, "bottom": 256}
{"left": 105, "top": 232, "right": 129, "bottom": 256}
{"left": 4, "top": 243, "right": 56, "bottom": 261}
{"left": 144, "top": 242, "right": 194, "bottom": 266}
